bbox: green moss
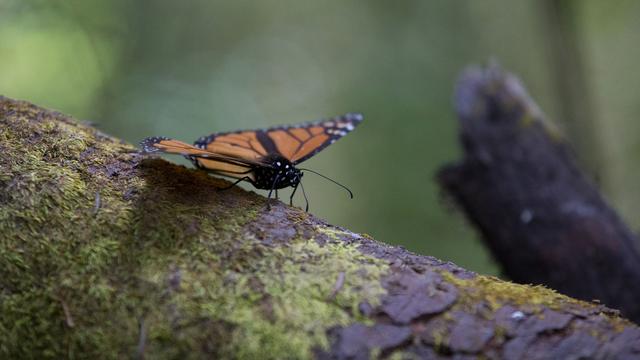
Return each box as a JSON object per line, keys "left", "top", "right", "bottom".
{"left": 0, "top": 98, "right": 390, "bottom": 359}
{"left": 440, "top": 272, "right": 634, "bottom": 332}
{"left": 440, "top": 272, "right": 585, "bottom": 313}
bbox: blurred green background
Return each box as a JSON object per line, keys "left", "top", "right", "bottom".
{"left": 2, "top": 1, "right": 639, "bottom": 276}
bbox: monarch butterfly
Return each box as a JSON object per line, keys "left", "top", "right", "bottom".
{"left": 140, "top": 113, "right": 363, "bottom": 211}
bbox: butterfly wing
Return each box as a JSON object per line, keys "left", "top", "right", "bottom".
{"left": 194, "top": 113, "right": 363, "bottom": 165}
{"left": 140, "top": 137, "right": 266, "bottom": 180}
{"left": 194, "top": 130, "right": 269, "bottom": 160}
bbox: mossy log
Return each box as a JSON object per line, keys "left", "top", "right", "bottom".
{"left": 438, "top": 66, "right": 640, "bottom": 324}
{"left": 1, "top": 94, "right": 639, "bottom": 360}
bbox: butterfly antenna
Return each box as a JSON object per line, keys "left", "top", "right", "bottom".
{"left": 299, "top": 179, "right": 309, "bottom": 212}
{"left": 298, "top": 168, "right": 353, "bottom": 199}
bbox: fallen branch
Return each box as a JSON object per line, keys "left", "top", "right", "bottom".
{"left": 1, "top": 94, "right": 638, "bottom": 358}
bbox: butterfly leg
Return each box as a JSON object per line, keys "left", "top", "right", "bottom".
{"left": 289, "top": 183, "right": 299, "bottom": 206}
{"left": 219, "top": 176, "right": 251, "bottom": 191}
{"left": 299, "top": 180, "right": 309, "bottom": 212}
{"left": 266, "top": 174, "right": 282, "bottom": 211}
{"left": 275, "top": 189, "right": 279, "bottom": 200}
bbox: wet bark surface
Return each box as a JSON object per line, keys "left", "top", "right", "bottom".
{"left": 320, "top": 232, "right": 640, "bottom": 359}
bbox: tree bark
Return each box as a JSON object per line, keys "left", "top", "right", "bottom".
{"left": 1, "top": 94, "right": 638, "bottom": 359}
{"left": 438, "top": 65, "right": 640, "bottom": 324}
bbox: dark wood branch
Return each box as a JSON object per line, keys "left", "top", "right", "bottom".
{"left": 438, "top": 65, "right": 640, "bottom": 323}
{"left": 1, "top": 94, "right": 639, "bottom": 359}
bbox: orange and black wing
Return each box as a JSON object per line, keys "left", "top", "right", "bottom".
{"left": 140, "top": 136, "right": 266, "bottom": 181}
{"left": 193, "top": 130, "right": 269, "bottom": 162}
{"left": 194, "top": 113, "right": 363, "bottom": 165}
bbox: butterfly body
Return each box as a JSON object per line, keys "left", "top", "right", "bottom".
{"left": 140, "top": 113, "right": 362, "bottom": 210}
{"left": 250, "top": 154, "right": 302, "bottom": 190}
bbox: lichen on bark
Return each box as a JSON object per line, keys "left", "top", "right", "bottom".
{"left": 1, "top": 95, "right": 638, "bottom": 359}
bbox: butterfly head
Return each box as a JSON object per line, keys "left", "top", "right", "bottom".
{"left": 277, "top": 159, "right": 303, "bottom": 187}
